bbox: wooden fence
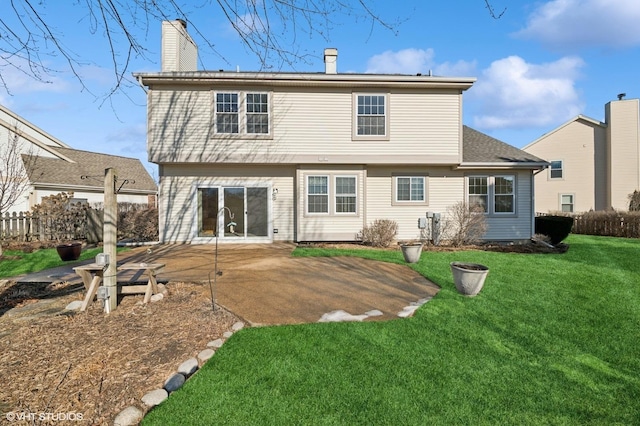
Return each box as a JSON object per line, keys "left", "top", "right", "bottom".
{"left": 0, "top": 210, "right": 103, "bottom": 243}
{"left": 537, "top": 212, "right": 640, "bottom": 238}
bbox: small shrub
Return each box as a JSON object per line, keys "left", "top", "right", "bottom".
{"left": 357, "top": 219, "right": 398, "bottom": 247}
{"left": 629, "top": 190, "right": 640, "bottom": 211}
{"left": 534, "top": 215, "right": 574, "bottom": 245}
{"left": 442, "top": 202, "right": 488, "bottom": 247}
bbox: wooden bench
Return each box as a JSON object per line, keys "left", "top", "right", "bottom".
{"left": 74, "top": 262, "right": 166, "bottom": 312}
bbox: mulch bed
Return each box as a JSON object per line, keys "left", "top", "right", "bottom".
{"left": 0, "top": 280, "right": 239, "bottom": 425}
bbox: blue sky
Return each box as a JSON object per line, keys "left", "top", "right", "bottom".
{"left": 1, "top": 0, "right": 639, "bottom": 178}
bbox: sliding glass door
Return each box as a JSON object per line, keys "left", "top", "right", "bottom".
{"left": 197, "top": 186, "right": 269, "bottom": 240}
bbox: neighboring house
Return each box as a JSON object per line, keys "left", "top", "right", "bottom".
{"left": 135, "top": 20, "right": 546, "bottom": 244}
{"left": 0, "top": 104, "right": 157, "bottom": 214}
{"left": 523, "top": 97, "right": 640, "bottom": 213}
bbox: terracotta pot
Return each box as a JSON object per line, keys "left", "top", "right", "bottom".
{"left": 450, "top": 262, "right": 489, "bottom": 296}
{"left": 56, "top": 242, "right": 82, "bottom": 261}
{"left": 401, "top": 243, "right": 423, "bottom": 263}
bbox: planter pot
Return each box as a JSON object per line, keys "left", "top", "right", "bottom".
{"left": 56, "top": 242, "right": 82, "bottom": 262}
{"left": 450, "top": 262, "right": 489, "bottom": 296}
{"left": 401, "top": 243, "right": 423, "bottom": 263}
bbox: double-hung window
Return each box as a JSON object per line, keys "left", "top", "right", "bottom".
{"left": 467, "top": 175, "right": 515, "bottom": 214}
{"left": 214, "top": 91, "right": 270, "bottom": 135}
{"left": 307, "top": 176, "right": 329, "bottom": 214}
{"left": 354, "top": 94, "right": 387, "bottom": 138}
{"left": 494, "top": 176, "right": 515, "bottom": 213}
{"left": 246, "top": 93, "right": 269, "bottom": 134}
{"left": 560, "top": 194, "right": 574, "bottom": 212}
{"left": 335, "top": 176, "right": 357, "bottom": 213}
{"left": 306, "top": 175, "right": 358, "bottom": 215}
{"left": 468, "top": 176, "right": 489, "bottom": 212}
{"left": 215, "top": 93, "right": 239, "bottom": 133}
{"left": 550, "top": 160, "right": 563, "bottom": 179}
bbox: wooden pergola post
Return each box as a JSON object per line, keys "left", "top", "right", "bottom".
{"left": 104, "top": 168, "right": 118, "bottom": 313}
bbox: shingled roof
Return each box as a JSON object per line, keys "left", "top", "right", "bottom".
{"left": 24, "top": 147, "right": 156, "bottom": 193}
{"left": 462, "top": 125, "right": 546, "bottom": 166}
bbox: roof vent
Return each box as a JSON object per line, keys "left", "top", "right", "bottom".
{"left": 617, "top": 93, "right": 626, "bottom": 100}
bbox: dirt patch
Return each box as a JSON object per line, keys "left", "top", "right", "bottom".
{"left": 0, "top": 280, "right": 239, "bottom": 425}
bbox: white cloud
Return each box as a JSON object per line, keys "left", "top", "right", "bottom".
{"left": 365, "top": 48, "right": 476, "bottom": 76}
{"left": 366, "top": 48, "right": 435, "bottom": 74}
{"left": 515, "top": 0, "right": 640, "bottom": 49}
{"left": 469, "top": 55, "right": 585, "bottom": 129}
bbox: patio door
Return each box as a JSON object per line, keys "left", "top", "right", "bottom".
{"left": 197, "top": 186, "right": 269, "bottom": 240}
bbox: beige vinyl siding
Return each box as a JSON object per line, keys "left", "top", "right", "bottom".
{"left": 365, "top": 166, "right": 465, "bottom": 241}
{"left": 296, "top": 167, "right": 365, "bottom": 241}
{"left": 607, "top": 99, "right": 640, "bottom": 210}
{"left": 389, "top": 92, "right": 461, "bottom": 157}
{"left": 526, "top": 119, "right": 605, "bottom": 213}
{"left": 158, "top": 164, "right": 295, "bottom": 243}
{"left": 148, "top": 87, "right": 462, "bottom": 164}
{"left": 148, "top": 89, "right": 212, "bottom": 163}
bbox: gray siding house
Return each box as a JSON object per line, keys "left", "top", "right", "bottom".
{"left": 136, "top": 20, "right": 546, "bottom": 244}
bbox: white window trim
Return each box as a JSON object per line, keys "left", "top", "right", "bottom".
{"left": 392, "top": 175, "right": 428, "bottom": 206}
{"left": 212, "top": 90, "right": 273, "bottom": 139}
{"left": 352, "top": 92, "right": 390, "bottom": 141}
{"left": 549, "top": 160, "right": 563, "bottom": 180}
{"left": 560, "top": 193, "right": 575, "bottom": 213}
{"left": 334, "top": 175, "right": 358, "bottom": 215}
{"left": 466, "top": 175, "right": 517, "bottom": 216}
{"left": 306, "top": 175, "right": 329, "bottom": 215}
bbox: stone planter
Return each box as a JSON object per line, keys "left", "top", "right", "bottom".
{"left": 401, "top": 243, "right": 423, "bottom": 263}
{"left": 450, "top": 262, "right": 489, "bottom": 296}
{"left": 56, "top": 242, "right": 82, "bottom": 262}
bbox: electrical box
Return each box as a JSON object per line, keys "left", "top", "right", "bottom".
{"left": 426, "top": 211, "right": 434, "bottom": 218}
{"left": 418, "top": 217, "right": 427, "bottom": 229}
{"left": 97, "top": 286, "right": 109, "bottom": 300}
{"left": 96, "top": 253, "right": 110, "bottom": 267}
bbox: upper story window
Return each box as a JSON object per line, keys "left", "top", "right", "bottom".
{"left": 353, "top": 93, "right": 389, "bottom": 140}
{"left": 246, "top": 93, "right": 269, "bottom": 134}
{"left": 214, "top": 91, "right": 271, "bottom": 136}
{"left": 357, "top": 95, "right": 385, "bottom": 136}
{"left": 215, "top": 93, "right": 239, "bottom": 133}
{"left": 550, "top": 160, "right": 563, "bottom": 179}
{"left": 467, "top": 175, "right": 515, "bottom": 215}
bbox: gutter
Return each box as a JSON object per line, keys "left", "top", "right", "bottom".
{"left": 454, "top": 161, "right": 549, "bottom": 170}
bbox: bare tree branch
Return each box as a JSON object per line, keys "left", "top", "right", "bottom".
{"left": 0, "top": 124, "right": 39, "bottom": 255}
{"left": 0, "top": 1, "right": 504, "bottom": 99}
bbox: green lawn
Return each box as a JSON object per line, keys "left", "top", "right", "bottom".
{"left": 0, "top": 246, "right": 126, "bottom": 278}
{"left": 143, "top": 235, "right": 640, "bottom": 425}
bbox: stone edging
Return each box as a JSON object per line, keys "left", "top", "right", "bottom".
{"left": 112, "top": 321, "right": 245, "bottom": 426}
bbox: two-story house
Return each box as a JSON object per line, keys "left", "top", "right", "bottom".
{"left": 523, "top": 97, "right": 640, "bottom": 213}
{"left": 135, "top": 20, "right": 546, "bottom": 244}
